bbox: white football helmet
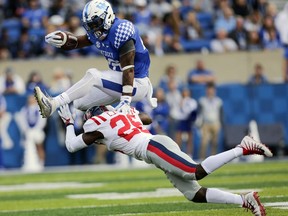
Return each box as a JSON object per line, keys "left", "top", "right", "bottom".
{"left": 82, "top": 0, "right": 115, "bottom": 40}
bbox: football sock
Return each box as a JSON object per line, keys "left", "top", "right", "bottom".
{"left": 206, "top": 188, "right": 243, "bottom": 205}
{"left": 200, "top": 147, "right": 242, "bottom": 174}
{"left": 54, "top": 92, "right": 71, "bottom": 107}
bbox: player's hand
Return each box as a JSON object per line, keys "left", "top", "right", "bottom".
{"left": 45, "top": 31, "right": 65, "bottom": 48}
{"left": 115, "top": 96, "right": 132, "bottom": 114}
{"left": 58, "top": 104, "right": 75, "bottom": 126}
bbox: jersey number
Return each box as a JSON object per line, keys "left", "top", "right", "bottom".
{"left": 110, "top": 115, "right": 147, "bottom": 141}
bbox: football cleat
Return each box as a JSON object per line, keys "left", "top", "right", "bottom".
{"left": 242, "top": 191, "right": 266, "bottom": 216}
{"left": 34, "top": 86, "right": 56, "bottom": 118}
{"left": 238, "top": 136, "right": 273, "bottom": 157}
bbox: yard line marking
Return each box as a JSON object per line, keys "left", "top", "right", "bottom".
{"left": 0, "top": 182, "right": 103, "bottom": 192}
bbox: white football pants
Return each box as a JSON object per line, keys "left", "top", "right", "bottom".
{"left": 66, "top": 68, "right": 154, "bottom": 111}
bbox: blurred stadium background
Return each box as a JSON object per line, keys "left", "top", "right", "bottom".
{"left": 0, "top": 0, "right": 288, "bottom": 214}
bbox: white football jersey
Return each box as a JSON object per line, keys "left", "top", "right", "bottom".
{"left": 83, "top": 108, "right": 153, "bottom": 161}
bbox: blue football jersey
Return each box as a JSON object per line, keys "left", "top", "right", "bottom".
{"left": 86, "top": 18, "right": 150, "bottom": 78}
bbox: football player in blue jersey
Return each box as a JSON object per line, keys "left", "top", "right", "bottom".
{"left": 34, "top": 0, "right": 157, "bottom": 118}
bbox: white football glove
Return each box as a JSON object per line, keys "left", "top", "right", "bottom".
{"left": 115, "top": 95, "right": 132, "bottom": 114}
{"left": 58, "top": 104, "right": 74, "bottom": 126}
{"left": 45, "top": 30, "right": 66, "bottom": 48}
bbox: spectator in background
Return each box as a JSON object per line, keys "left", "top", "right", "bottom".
{"left": 165, "top": 80, "right": 182, "bottom": 139}
{"left": 0, "top": 67, "right": 25, "bottom": 95}
{"left": 247, "top": 30, "right": 262, "bottom": 51}
{"left": 187, "top": 59, "right": 216, "bottom": 85}
{"left": 214, "top": 6, "right": 236, "bottom": 34}
{"left": 244, "top": 10, "right": 262, "bottom": 32}
{"left": 232, "top": 0, "right": 250, "bottom": 18}
{"left": 259, "top": 15, "right": 281, "bottom": 51}
{"left": 132, "top": 0, "right": 152, "bottom": 35}
{"left": 148, "top": 0, "right": 172, "bottom": 20}
{"left": 48, "top": 0, "right": 74, "bottom": 23}
{"left": 134, "top": 98, "right": 156, "bottom": 134}
{"left": 15, "top": 94, "right": 47, "bottom": 171}
{"left": 210, "top": 28, "right": 238, "bottom": 53}
{"left": 275, "top": 2, "right": 288, "bottom": 82}
{"left": 248, "top": 63, "right": 269, "bottom": 85}
{"left": 250, "top": 0, "right": 268, "bottom": 16}
{"left": 26, "top": 70, "right": 48, "bottom": 95}
{"left": 182, "top": 11, "right": 203, "bottom": 41}
{"left": 142, "top": 14, "right": 164, "bottom": 56}
{"left": 116, "top": 0, "right": 136, "bottom": 20}
{"left": 152, "top": 88, "right": 170, "bottom": 135}
{"left": 162, "top": 5, "right": 183, "bottom": 53}
{"left": 229, "top": 16, "right": 249, "bottom": 50}
{"left": 191, "top": 0, "right": 213, "bottom": 13}
{"left": 21, "top": 0, "right": 48, "bottom": 56}
{"left": 158, "top": 64, "right": 183, "bottom": 92}
{"left": 172, "top": 88, "right": 197, "bottom": 156}
{"left": 49, "top": 67, "right": 72, "bottom": 95}
{"left": 265, "top": 2, "right": 278, "bottom": 19}
{"left": 16, "top": 28, "right": 34, "bottom": 59}
{"left": 198, "top": 82, "right": 223, "bottom": 159}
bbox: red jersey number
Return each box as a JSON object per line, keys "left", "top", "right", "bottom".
{"left": 110, "top": 114, "right": 149, "bottom": 141}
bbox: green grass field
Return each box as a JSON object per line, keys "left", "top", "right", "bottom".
{"left": 0, "top": 159, "right": 288, "bottom": 216}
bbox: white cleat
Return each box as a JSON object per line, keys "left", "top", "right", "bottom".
{"left": 242, "top": 191, "right": 266, "bottom": 216}
{"left": 238, "top": 136, "right": 273, "bottom": 157}
{"left": 34, "top": 86, "right": 56, "bottom": 118}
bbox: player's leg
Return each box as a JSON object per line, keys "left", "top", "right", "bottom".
{"left": 197, "top": 135, "right": 273, "bottom": 180}
{"left": 146, "top": 135, "right": 272, "bottom": 181}
{"left": 73, "top": 87, "right": 117, "bottom": 111}
{"left": 166, "top": 172, "right": 266, "bottom": 215}
{"left": 35, "top": 68, "right": 104, "bottom": 117}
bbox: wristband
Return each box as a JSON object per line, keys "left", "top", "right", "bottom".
{"left": 122, "top": 85, "right": 133, "bottom": 94}
{"left": 121, "top": 65, "right": 134, "bottom": 71}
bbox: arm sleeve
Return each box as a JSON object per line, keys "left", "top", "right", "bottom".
{"left": 65, "top": 125, "right": 88, "bottom": 153}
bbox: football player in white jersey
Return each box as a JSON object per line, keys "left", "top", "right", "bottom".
{"left": 58, "top": 104, "right": 272, "bottom": 216}
{"left": 34, "top": 0, "right": 157, "bottom": 118}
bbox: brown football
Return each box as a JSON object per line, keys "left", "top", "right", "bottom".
{"left": 56, "top": 31, "right": 78, "bottom": 50}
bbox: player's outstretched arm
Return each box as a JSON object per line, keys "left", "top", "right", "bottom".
{"left": 58, "top": 105, "right": 104, "bottom": 153}
{"left": 45, "top": 31, "right": 92, "bottom": 50}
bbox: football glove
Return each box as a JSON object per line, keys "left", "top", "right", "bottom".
{"left": 115, "top": 95, "right": 132, "bottom": 114}
{"left": 45, "top": 30, "right": 66, "bottom": 48}
{"left": 58, "top": 104, "right": 75, "bottom": 126}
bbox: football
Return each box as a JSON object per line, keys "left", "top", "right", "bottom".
{"left": 56, "top": 31, "right": 78, "bottom": 50}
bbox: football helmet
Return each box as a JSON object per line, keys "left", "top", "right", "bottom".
{"left": 82, "top": 0, "right": 115, "bottom": 40}
{"left": 84, "top": 105, "right": 108, "bottom": 121}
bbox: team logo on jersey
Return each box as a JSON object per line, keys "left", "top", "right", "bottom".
{"left": 96, "top": 41, "right": 101, "bottom": 48}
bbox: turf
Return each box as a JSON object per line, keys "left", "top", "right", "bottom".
{"left": 0, "top": 160, "right": 287, "bottom": 216}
